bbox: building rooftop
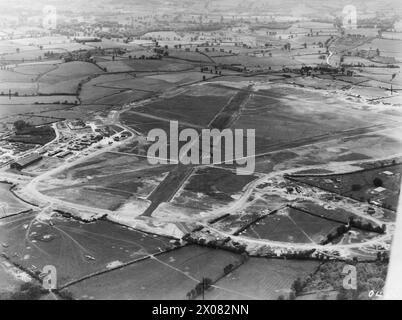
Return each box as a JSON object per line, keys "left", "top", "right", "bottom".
{"left": 373, "top": 186, "right": 387, "bottom": 193}
{"left": 13, "top": 153, "right": 42, "bottom": 167}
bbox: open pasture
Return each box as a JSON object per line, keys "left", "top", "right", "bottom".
{"left": 213, "top": 54, "right": 300, "bottom": 69}
{"left": 97, "top": 61, "right": 134, "bottom": 73}
{"left": 0, "top": 212, "right": 172, "bottom": 286}
{"left": 169, "top": 50, "right": 213, "bottom": 63}
{"left": 0, "top": 95, "right": 78, "bottom": 105}
{"left": 13, "top": 63, "right": 59, "bottom": 76}
{"left": 0, "top": 82, "right": 37, "bottom": 95}
{"left": 203, "top": 258, "right": 319, "bottom": 300}
{"left": 39, "top": 61, "right": 103, "bottom": 82}
{"left": 0, "top": 69, "right": 36, "bottom": 82}
{"left": 122, "top": 58, "right": 193, "bottom": 72}
{"left": 96, "top": 75, "right": 174, "bottom": 92}
{"left": 64, "top": 245, "right": 243, "bottom": 300}
{"left": 94, "top": 90, "right": 152, "bottom": 105}
{"left": 0, "top": 256, "right": 28, "bottom": 298}
{"left": 0, "top": 182, "right": 31, "bottom": 218}
{"left": 134, "top": 85, "right": 235, "bottom": 127}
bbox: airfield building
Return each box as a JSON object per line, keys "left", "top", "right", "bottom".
{"left": 10, "top": 153, "right": 42, "bottom": 170}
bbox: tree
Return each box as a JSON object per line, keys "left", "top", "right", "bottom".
{"left": 14, "top": 120, "right": 31, "bottom": 131}
{"left": 58, "top": 290, "right": 74, "bottom": 300}
{"left": 10, "top": 282, "right": 47, "bottom": 300}
{"left": 373, "top": 177, "right": 383, "bottom": 188}
{"left": 291, "top": 278, "right": 304, "bottom": 295}
{"left": 351, "top": 184, "right": 362, "bottom": 191}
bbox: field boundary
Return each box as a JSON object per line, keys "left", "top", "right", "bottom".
{"left": 58, "top": 245, "right": 185, "bottom": 291}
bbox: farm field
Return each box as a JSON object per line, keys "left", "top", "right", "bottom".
{"left": 212, "top": 54, "right": 300, "bottom": 70}
{"left": 0, "top": 61, "right": 103, "bottom": 96}
{"left": 356, "top": 38, "right": 402, "bottom": 62}
{"left": 93, "top": 75, "right": 174, "bottom": 92}
{"left": 97, "top": 60, "right": 134, "bottom": 73}
{"left": 75, "top": 71, "right": 174, "bottom": 105}
{"left": 147, "top": 71, "right": 216, "bottom": 85}
{"left": 169, "top": 50, "right": 213, "bottom": 63}
{"left": 39, "top": 61, "right": 102, "bottom": 81}
{"left": 122, "top": 59, "right": 193, "bottom": 72}
{"left": 0, "top": 182, "right": 31, "bottom": 218}
{"left": 121, "top": 111, "right": 193, "bottom": 137}
{"left": 203, "top": 258, "right": 319, "bottom": 300}
{"left": 0, "top": 104, "right": 68, "bottom": 119}
{"left": 0, "top": 256, "right": 29, "bottom": 299}
{"left": 64, "top": 245, "right": 243, "bottom": 299}
{"left": 134, "top": 85, "right": 235, "bottom": 127}
{"left": 94, "top": 90, "right": 152, "bottom": 105}
{"left": 13, "top": 63, "right": 60, "bottom": 75}
{"left": 0, "top": 95, "right": 78, "bottom": 105}
{"left": 241, "top": 206, "right": 343, "bottom": 244}
{"left": 0, "top": 212, "right": 173, "bottom": 286}
{"left": 0, "top": 82, "right": 37, "bottom": 96}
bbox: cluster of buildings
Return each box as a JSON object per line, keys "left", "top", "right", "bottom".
{"left": 66, "top": 134, "right": 104, "bottom": 152}
{"left": 7, "top": 120, "right": 132, "bottom": 171}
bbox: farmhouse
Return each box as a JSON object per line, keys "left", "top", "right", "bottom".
{"left": 10, "top": 153, "right": 42, "bottom": 170}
